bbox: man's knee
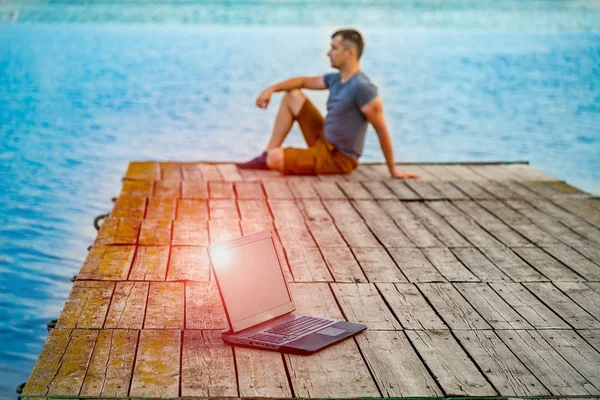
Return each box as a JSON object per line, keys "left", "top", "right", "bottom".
{"left": 283, "top": 89, "right": 305, "bottom": 116}
{"left": 266, "top": 148, "right": 284, "bottom": 172}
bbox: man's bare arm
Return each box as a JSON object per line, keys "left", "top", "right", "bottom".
{"left": 361, "top": 97, "right": 419, "bottom": 179}
{"left": 256, "top": 76, "right": 326, "bottom": 108}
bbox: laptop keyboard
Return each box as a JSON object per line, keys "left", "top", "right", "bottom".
{"left": 249, "top": 316, "right": 333, "bottom": 344}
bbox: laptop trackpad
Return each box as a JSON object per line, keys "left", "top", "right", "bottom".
{"left": 317, "top": 327, "right": 347, "bottom": 336}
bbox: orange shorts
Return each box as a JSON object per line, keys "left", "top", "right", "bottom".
{"left": 283, "top": 98, "right": 358, "bottom": 175}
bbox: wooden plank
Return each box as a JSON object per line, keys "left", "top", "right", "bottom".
{"left": 263, "top": 180, "right": 294, "bottom": 199}
{"left": 405, "top": 181, "right": 444, "bottom": 199}
{"left": 477, "top": 180, "right": 523, "bottom": 199}
{"left": 128, "top": 245, "right": 169, "bottom": 281}
{"left": 497, "top": 330, "right": 599, "bottom": 396}
{"left": 367, "top": 218, "right": 415, "bottom": 248}
{"left": 111, "top": 195, "right": 146, "bottom": 219}
{"left": 490, "top": 282, "right": 569, "bottom": 329}
{"left": 181, "top": 330, "right": 237, "bottom": 397}
{"left": 445, "top": 165, "right": 487, "bottom": 181}
{"left": 285, "top": 245, "right": 333, "bottom": 282}
{"left": 95, "top": 217, "right": 140, "bottom": 245}
{"left": 353, "top": 247, "right": 408, "bottom": 282}
{"left": 288, "top": 178, "right": 319, "bottom": 199}
{"left": 322, "top": 199, "right": 362, "bottom": 222}
{"left": 430, "top": 181, "right": 470, "bottom": 199}
{"left": 451, "top": 248, "right": 511, "bottom": 281}
{"left": 298, "top": 199, "right": 332, "bottom": 221}
{"left": 285, "top": 283, "right": 380, "bottom": 398}
{"left": 503, "top": 163, "right": 556, "bottom": 180}
{"left": 181, "top": 162, "right": 204, "bottom": 180}
{"left": 154, "top": 180, "right": 180, "bottom": 198}
{"left": 144, "top": 282, "right": 184, "bottom": 329}
{"left": 177, "top": 199, "right": 209, "bottom": 220}
{"left": 331, "top": 283, "right": 401, "bottom": 330}
{"left": 579, "top": 330, "right": 600, "bottom": 353}
{"left": 120, "top": 180, "right": 153, "bottom": 197}
{"left": 538, "top": 329, "right": 600, "bottom": 392}
{"left": 237, "top": 199, "right": 272, "bottom": 220}
{"left": 320, "top": 246, "right": 367, "bottom": 282}
{"left": 524, "top": 283, "right": 600, "bottom": 329}
{"left": 268, "top": 199, "right": 304, "bottom": 222}
{"left": 405, "top": 202, "right": 471, "bottom": 247}
{"left": 139, "top": 219, "right": 172, "bottom": 245}
{"left": 519, "top": 180, "right": 584, "bottom": 198}
{"left": 543, "top": 244, "right": 600, "bottom": 280}
{"left": 418, "top": 283, "right": 491, "bottom": 329}
{"left": 208, "top": 219, "right": 241, "bottom": 243}
{"left": 388, "top": 248, "right": 446, "bottom": 282}
{"left": 407, "top": 330, "right": 497, "bottom": 396}
{"left": 275, "top": 221, "right": 316, "bottom": 248}
{"left": 313, "top": 181, "right": 347, "bottom": 199}
{"left": 80, "top": 330, "right": 139, "bottom": 397}
{"left": 104, "top": 282, "right": 149, "bottom": 329}
{"left": 421, "top": 248, "right": 479, "bottom": 282}
{"left": 355, "top": 331, "right": 443, "bottom": 397}
{"left": 454, "top": 330, "right": 550, "bottom": 397}
{"left": 172, "top": 219, "right": 209, "bottom": 246}
{"left": 198, "top": 163, "right": 223, "bottom": 181}
{"left": 306, "top": 220, "right": 346, "bottom": 247}
{"left": 377, "top": 283, "right": 446, "bottom": 329}
{"left": 378, "top": 201, "right": 444, "bottom": 248}
{"left": 238, "top": 167, "right": 259, "bottom": 181}
{"left": 167, "top": 246, "right": 210, "bottom": 281}
{"left": 455, "top": 283, "right": 532, "bottom": 329}
{"left": 363, "top": 180, "right": 397, "bottom": 199}
{"left": 23, "top": 329, "right": 72, "bottom": 396}
{"left": 125, "top": 161, "right": 160, "bottom": 181}
{"left": 80, "top": 245, "right": 135, "bottom": 280}
{"left": 385, "top": 180, "right": 421, "bottom": 200}
{"left": 234, "top": 181, "right": 265, "bottom": 199}
{"left": 235, "top": 347, "right": 292, "bottom": 398}
{"left": 445, "top": 216, "right": 505, "bottom": 247}
{"left": 208, "top": 199, "right": 239, "bottom": 219}
{"left": 335, "top": 221, "right": 381, "bottom": 248}
{"left": 452, "top": 181, "right": 493, "bottom": 199}
{"left": 160, "top": 162, "right": 182, "bottom": 181}
{"left": 511, "top": 247, "right": 583, "bottom": 281}
{"left": 186, "top": 281, "right": 228, "bottom": 329}
{"left": 552, "top": 198, "right": 600, "bottom": 227}
{"left": 468, "top": 164, "right": 521, "bottom": 181}
{"left": 217, "top": 163, "right": 243, "bottom": 181}
{"left": 130, "top": 330, "right": 181, "bottom": 397}
{"left": 425, "top": 200, "right": 463, "bottom": 217}
{"left": 56, "top": 281, "right": 114, "bottom": 329}
{"left": 208, "top": 181, "right": 235, "bottom": 199}
{"left": 338, "top": 181, "right": 373, "bottom": 199}
{"left": 478, "top": 247, "right": 548, "bottom": 282}
{"left": 181, "top": 181, "right": 208, "bottom": 199}
{"left": 421, "top": 165, "right": 462, "bottom": 180}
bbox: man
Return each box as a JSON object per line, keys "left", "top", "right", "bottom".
{"left": 236, "top": 28, "right": 419, "bottom": 179}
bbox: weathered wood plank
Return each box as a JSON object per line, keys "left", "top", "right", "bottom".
{"left": 455, "top": 283, "right": 532, "bottom": 329}
{"left": 263, "top": 180, "right": 294, "bottom": 199}
{"left": 552, "top": 198, "right": 600, "bottom": 227}
{"left": 503, "top": 163, "right": 556, "bottom": 180}
{"left": 306, "top": 220, "right": 346, "bottom": 247}
{"left": 451, "top": 248, "right": 511, "bottom": 281}
{"left": 160, "top": 162, "right": 182, "bottom": 181}
{"left": 129, "top": 245, "right": 169, "bottom": 281}
{"left": 331, "top": 283, "right": 401, "bottom": 330}
{"left": 144, "top": 282, "right": 184, "bottom": 329}
{"left": 353, "top": 247, "right": 408, "bottom": 282}
{"left": 385, "top": 180, "right": 421, "bottom": 200}
{"left": 285, "top": 245, "right": 332, "bottom": 282}
{"left": 313, "top": 181, "right": 347, "bottom": 199}
{"left": 422, "top": 248, "right": 480, "bottom": 282}
{"left": 524, "top": 283, "right": 600, "bottom": 329}
{"left": 130, "top": 329, "right": 181, "bottom": 397}
{"left": 478, "top": 247, "right": 548, "bottom": 282}
{"left": 288, "top": 178, "right": 319, "bottom": 199}
{"left": 268, "top": 199, "right": 305, "bottom": 222}
{"left": 362, "top": 180, "right": 397, "bottom": 199}
{"left": 335, "top": 221, "right": 381, "bottom": 248}
{"left": 181, "top": 162, "right": 204, "bottom": 180}
{"left": 430, "top": 181, "right": 470, "bottom": 199}
{"left": 512, "top": 247, "right": 583, "bottom": 281}
{"left": 452, "top": 181, "right": 493, "bottom": 199}
{"left": 405, "top": 202, "right": 471, "bottom": 247}
{"left": 542, "top": 244, "right": 600, "bottom": 280}
{"left": 497, "top": 330, "right": 599, "bottom": 396}
{"left": 181, "top": 181, "right": 208, "bottom": 199}
{"left": 285, "top": 283, "right": 380, "bottom": 398}
{"left": 181, "top": 330, "right": 237, "bottom": 397}
{"left": 95, "top": 217, "right": 140, "bottom": 245}
{"left": 322, "top": 199, "right": 362, "bottom": 222}
{"left": 235, "top": 347, "right": 292, "bottom": 398}
{"left": 80, "top": 245, "right": 135, "bottom": 280}
{"left": 217, "top": 163, "right": 243, "bottom": 181}
{"left": 237, "top": 199, "right": 272, "bottom": 220}
{"left": 167, "top": 246, "right": 210, "bottom": 281}
{"left": 56, "top": 281, "right": 114, "bottom": 329}
{"left": 234, "top": 181, "right": 265, "bottom": 199}
{"left": 418, "top": 283, "right": 491, "bottom": 329}
{"left": 338, "top": 181, "right": 373, "bottom": 199}
{"left": 377, "top": 283, "right": 447, "bottom": 329}
{"left": 104, "top": 282, "right": 149, "bottom": 329}
{"left": 407, "top": 330, "right": 497, "bottom": 396}
{"left": 80, "top": 330, "right": 139, "bottom": 397}
{"left": 379, "top": 201, "right": 444, "bottom": 248}
{"left": 275, "top": 221, "right": 316, "bottom": 248}
{"left": 469, "top": 165, "right": 521, "bottom": 181}
{"left": 320, "top": 246, "right": 367, "bottom": 282}
{"left": 490, "top": 282, "right": 569, "bottom": 329}
{"left": 553, "top": 283, "right": 600, "bottom": 321}
{"left": 298, "top": 199, "right": 332, "bottom": 221}
{"left": 23, "top": 329, "right": 72, "bottom": 396}
{"left": 356, "top": 331, "right": 443, "bottom": 397}
{"left": 154, "top": 179, "right": 180, "bottom": 198}
{"left": 172, "top": 219, "right": 209, "bottom": 246}
{"left": 388, "top": 248, "right": 446, "bottom": 282}
{"left": 198, "top": 163, "right": 223, "bottom": 181}
{"left": 125, "top": 161, "right": 161, "bottom": 181}
{"left": 208, "top": 199, "right": 239, "bottom": 219}
{"left": 120, "top": 180, "right": 153, "bottom": 197}
{"left": 454, "top": 330, "right": 550, "bottom": 397}
{"left": 209, "top": 181, "right": 235, "bottom": 199}
{"left": 111, "top": 195, "right": 146, "bottom": 219}
{"left": 139, "top": 219, "right": 172, "bottom": 245}
{"left": 186, "top": 281, "right": 228, "bottom": 329}
{"left": 579, "top": 330, "right": 600, "bottom": 353}
{"left": 208, "top": 219, "right": 241, "bottom": 243}
{"left": 405, "top": 181, "right": 444, "bottom": 199}
{"left": 177, "top": 199, "right": 209, "bottom": 220}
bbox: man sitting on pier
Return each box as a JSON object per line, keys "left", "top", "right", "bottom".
{"left": 236, "top": 29, "right": 419, "bottom": 179}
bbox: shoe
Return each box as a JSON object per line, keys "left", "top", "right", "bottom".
{"left": 235, "top": 151, "right": 269, "bottom": 170}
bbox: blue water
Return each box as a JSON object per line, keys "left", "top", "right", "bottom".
{"left": 1, "top": 1, "right": 599, "bottom": 398}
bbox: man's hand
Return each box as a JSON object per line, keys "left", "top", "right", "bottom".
{"left": 391, "top": 167, "right": 419, "bottom": 179}
{"left": 256, "top": 88, "right": 273, "bottom": 109}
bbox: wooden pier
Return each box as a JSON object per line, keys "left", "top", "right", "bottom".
{"left": 22, "top": 161, "right": 600, "bottom": 399}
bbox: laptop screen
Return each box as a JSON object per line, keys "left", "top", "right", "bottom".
{"left": 209, "top": 233, "right": 294, "bottom": 332}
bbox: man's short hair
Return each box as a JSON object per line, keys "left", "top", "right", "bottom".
{"left": 332, "top": 29, "right": 364, "bottom": 60}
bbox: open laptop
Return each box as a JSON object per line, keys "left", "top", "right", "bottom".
{"left": 208, "top": 229, "right": 366, "bottom": 355}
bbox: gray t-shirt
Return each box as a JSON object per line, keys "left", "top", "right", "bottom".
{"left": 323, "top": 71, "right": 378, "bottom": 160}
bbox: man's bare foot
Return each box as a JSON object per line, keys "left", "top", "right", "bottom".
{"left": 236, "top": 152, "right": 269, "bottom": 169}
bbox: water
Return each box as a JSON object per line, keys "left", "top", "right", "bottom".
{"left": 1, "top": 1, "right": 599, "bottom": 398}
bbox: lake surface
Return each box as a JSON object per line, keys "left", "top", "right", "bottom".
{"left": 1, "top": 1, "right": 599, "bottom": 397}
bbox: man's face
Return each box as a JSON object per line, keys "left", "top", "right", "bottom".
{"left": 327, "top": 35, "right": 353, "bottom": 69}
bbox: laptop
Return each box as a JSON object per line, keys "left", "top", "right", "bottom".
{"left": 208, "top": 229, "right": 367, "bottom": 355}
